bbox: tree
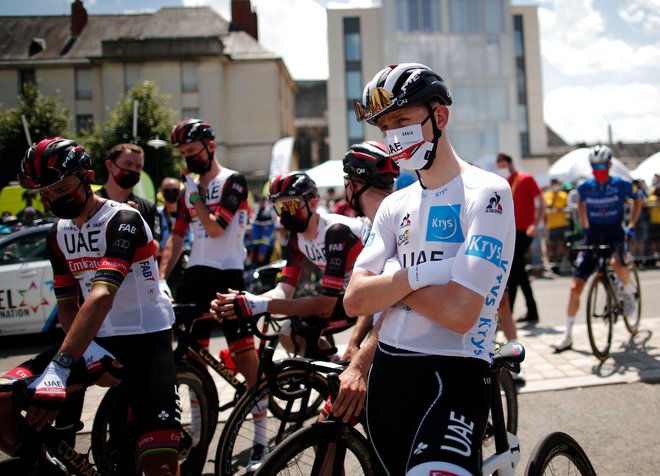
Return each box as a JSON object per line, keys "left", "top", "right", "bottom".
{"left": 0, "top": 84, "right": 70, "bottom": 187}
{"left": 79, "top": 81, "right": 180, "bottom": 190}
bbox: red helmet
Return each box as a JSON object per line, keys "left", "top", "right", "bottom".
{"left": 170, "top": 118, "right": 215, "bottom": 147}
{"left": 18, "top": 137, "right": 91, "bottom": 190}
{"left": 343, "top": 141, "right": 399, "bottom": 189}
{"left": 269, "top": 172, "right": 318, "bottom": 202}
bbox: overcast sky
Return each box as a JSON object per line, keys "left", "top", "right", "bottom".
{"left": 6, "top": 0, "right": 660, "bottom": 146}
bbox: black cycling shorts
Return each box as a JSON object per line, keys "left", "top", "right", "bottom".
{"left": 177, "top": 265, "right": 251, "bottom": 350}
{"left": 574, "top": 224, "right": 625, "bottom": 281}
{"left": 367, "top": 343, "right": 491, "bottom": 476}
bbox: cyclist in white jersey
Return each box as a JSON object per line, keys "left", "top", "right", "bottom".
{"left": 344, "top": 64, "right": 515, "bottom": 476}
{"left": 17, "top": 138, "right": 180, "bottom": 476}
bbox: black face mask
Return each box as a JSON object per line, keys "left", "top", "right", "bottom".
{"left": 280, "top": 214, "right": 308, "bottom": 233}
{"left": 112, "top": 163, "right": 141, "bottom": 190}
{"left": 45, "top": 178, "right": 91, "bottom": 219}
{"left": 185, "top": 143, "right": 213, "bottom": 175}
{"left": 162, "top": 189, "right": 180, "bottom": 204}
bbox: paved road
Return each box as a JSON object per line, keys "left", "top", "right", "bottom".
{"left": 1, "top": 267, "right": 659, "bottom": 473}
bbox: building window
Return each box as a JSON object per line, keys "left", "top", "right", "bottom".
{"left": 125, "top": 64, "right": 141, "bottom": 92}
{"left": 181, "top": 61, "right": 198, "bottom": 93}
{"left": 344, "top": 17, "right": 364, "bottom": 144}
{"left": 347, "top": 110, "right": 364, "bottom": 143}
{"left": 453, "top": 83, "right": 509, "bottom": 123}
{"left": 182, "top": 108, "right": 199, "bottom": 119}
{"left": 76, "top": 115, "right": 93, "bottom": 134}
{"left": 514, "top": 14, "right": 530, "bottom": 156}
{"left": 19, "top": 69, "right": 36, "bottom": 93}
{"left": 344, "top": 18, "right": 361, "bottom": 62}
{"left": 449, "top": 0, "right": 504, "bottom": 33}
{"left": 75, "top": 69, "right": 92, "bottom": 99}
{"left": 396, "top": 0, "right": 441, "bottom": 32}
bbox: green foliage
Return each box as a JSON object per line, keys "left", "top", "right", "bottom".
{"left": 79, "top": 81, "right": 181, "bottom": 188}
{"left": 0, "top": 84, "right": 70, "bottom": 187}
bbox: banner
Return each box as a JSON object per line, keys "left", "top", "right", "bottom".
{"left": 269, "top": 137, "right": 295, "bottom": 180}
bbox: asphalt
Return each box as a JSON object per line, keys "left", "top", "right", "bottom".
{"left": 76, "top": 316, "right": 660, "bottom": 431}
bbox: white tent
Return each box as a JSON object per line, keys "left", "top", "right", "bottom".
{"left": 548, "top": 148, "right": 632, "bottom": 183}
{"left": 631, "top": 151, "right": 660, "bottom": 187}
{"left": 304, "top": 160, "right": 345, "bottom": 191}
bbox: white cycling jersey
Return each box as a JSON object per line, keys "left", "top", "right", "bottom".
{"left": 175, "top": 167, "right": 248, "bottom": 270}
{"left": 355, "top": 165, "right": 515, "bottom": 361}
{"left": 48, "top": 200, "right": 174, "bottom": 337}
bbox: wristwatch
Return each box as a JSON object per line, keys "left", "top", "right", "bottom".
{"left": 52, "top": 352, "right": 76, "bottom": 369}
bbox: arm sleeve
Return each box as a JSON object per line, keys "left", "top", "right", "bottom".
{"left": 92, "top": 210, "right": 150, "bottom": 290}
{"left": 450, "top": 184, "right": 516, "bottom": 298}
{"left": 215, "top": 173, "right": 249, "bottom": 229}
{"left": 47, "top": 224, "right": 80, "bottom": 301}
{"left": 354, "top": 199, "right": 397, "bottom": 275}
{"left": 320, "top": 223, "right": 363, "bottom": 297}
{"left": 279, "top": 234, "right": 304, "bottom": 288}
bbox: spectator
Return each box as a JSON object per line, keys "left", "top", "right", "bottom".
{"left": 249, "top": 193, "right": 277, "bottom": 267}
{"left": 495, "top": 153, "right": 545, "bottom": 325}
{"left": 96, "top": 143, "right": 161, "bottom": 246}
{"left": 544, "top": 178, "right": 572, "bottom": 274}
{"left": 630, "top": 179, "right": 650, "bottom": 264}
{"left": 156, "top": 177, "right": 193, "bottom": 297}
{"left": 648, "top": 184, "right": 660, "bottom": 267}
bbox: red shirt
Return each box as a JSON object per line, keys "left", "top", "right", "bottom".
{"left": 508, "top": 171, "right": 542, "bottom": 231}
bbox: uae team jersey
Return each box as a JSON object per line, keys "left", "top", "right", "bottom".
{"left": 577, "top": 176, "right": 636, "bottom": 226}
{"left": 280, "top": 213, "right": 370, "bottom": 297}
{"left": 174, "top": 167, "right": 248, "bottom": 270}
{"left": 355, "top": 165, "right": 515, "bottom": 361}
{"left": 47, "top": 200, "right": 174, "bottom": 337}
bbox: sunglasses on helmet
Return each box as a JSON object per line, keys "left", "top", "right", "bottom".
{"left": 273, "top": 198, "right": 304, "bottom": 216}
{"left": 18, "top": 167, "right": 72, "bottom": 191}
{"left": 591, "top": 163, "right": 608, "bottom": 170}
{"left": 353, "top": 87, "right": 395, "bottom": 122}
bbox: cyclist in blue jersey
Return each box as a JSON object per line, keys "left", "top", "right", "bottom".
{"left": 553, "top": 145, "right": 643, "bottom": 352}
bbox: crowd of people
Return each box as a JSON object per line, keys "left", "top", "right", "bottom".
{"left": 0, "top": 60, "right": 657, "bottom": 475}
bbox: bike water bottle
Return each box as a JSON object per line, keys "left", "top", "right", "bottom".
{"left": 219, "top": 348, "right": 239, "bottom": 374}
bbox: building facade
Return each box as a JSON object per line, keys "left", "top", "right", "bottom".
{"left": 0, "top": 1, "right": 296, "bottom": 177}
{"left": 327, "top": 0, "right": 548, "bottom": 171}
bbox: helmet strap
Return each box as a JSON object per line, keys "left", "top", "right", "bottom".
{"left": 347, "top": 181, "right": 370, "bottom": 216}
{"left": 421, "top": 103, "right": 442, "bottom": 172}
{"left": 201, "top": 141, "right": 214, "bottom": 174}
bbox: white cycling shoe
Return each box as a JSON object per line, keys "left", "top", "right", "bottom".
{"left": 622, "top": 292, "right": 637, "bottom": 316}
{"left": 552, "top": 335, "right": 572, "bottom": 353}
{"left": 246, "top": 443, "right": 269, "bottom": 472}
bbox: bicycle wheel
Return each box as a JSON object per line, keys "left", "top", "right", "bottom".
{"left": 91, "top": 365, "right": 215, "bottom": 476}
{"left": 254, "top": 420, "right": 376, "bottom": 476}
{"left": 525, "top": 431, "right": 596, "bottom": 476}
{"left": 586, "top": 274, "right": 615, "bottom": 361}
{"left": 215, "top": 367, "right": 330, "bottom": 476}
{"left": 623, "top": 262, "right": 642, "bottom": 335}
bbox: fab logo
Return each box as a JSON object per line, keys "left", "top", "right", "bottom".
{"left": 425, "top": 205, "right": 464, "bottom": 243}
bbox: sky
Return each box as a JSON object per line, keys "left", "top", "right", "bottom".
{"left": 5, "top": 0, "right": 660, "bottom": 146}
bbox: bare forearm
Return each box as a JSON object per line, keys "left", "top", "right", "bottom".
{"left": 344, "top": 269, "right": 413, "bottom": 317}
{"left": 194, "top": 200, "right": 223, "bottom": 237}
{"left": 267, "top": 295, "right": 337, "bottom": 318}
{"left": 159, "top": 236, "right": 184, "bottom": 280}
{"left": 347, "top": 315, "right": 373, "bottom": 348}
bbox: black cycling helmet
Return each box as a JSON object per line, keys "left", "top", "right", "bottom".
{"left": 588, "top": 145, "right": 612, "bottom": 165}
{"left": 353, "top": 63, "right": 452, "bottom": 126}
{"left": 18, "top": 137, "right": 91, "bottom": 190}
{"left": 170, "top": 118, "right": 215, "bottom": 147}
{"left": 343, "top": 141, "right": 399, "bottom": 189}
{"left": 269, "top": 172, "right": 318, "bottom": 202}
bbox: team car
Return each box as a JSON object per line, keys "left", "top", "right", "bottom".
{"left": 0, "top": 225, "right": 58, "bottom": 336}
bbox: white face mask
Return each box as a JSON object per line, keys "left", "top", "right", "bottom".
{"left": 385, "top": 124, "right": 434, "bottom": 171}
{"left": 494, "top": 167, "right": 511, "bottom": 179}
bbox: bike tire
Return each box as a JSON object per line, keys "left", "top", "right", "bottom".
{"left": 91, "top": 365, "right": 215, "bottom": 476}
{"left": 254, "top": 420, "right": 376, "bottom": 476}
{"left": 623, "top": 262, "right": 642, "bottom": 335}
{"left": 214, "top": 367, "right": 330, "bottom": 476}
{"left": 499, "top": 368, "right": 518, "bottom": 434}
{"left": 586, "top": 274, "right": 614, "bottom": 361}
{"left": 525, "top": 431, "right": 596, "bottom": 476}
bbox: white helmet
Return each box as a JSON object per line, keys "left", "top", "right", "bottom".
{"left": 588, "top": 145, "right": 612, "bottom": 165}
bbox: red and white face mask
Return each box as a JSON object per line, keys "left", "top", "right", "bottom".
{"left": 385, "top": 124, "right": 434, "bottom": 171}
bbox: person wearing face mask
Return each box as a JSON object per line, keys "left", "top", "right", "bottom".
{"left": 341, "top": 63, "right": 515, "bottom": 476}
{"left": 16, "top": 138, "right": 181, "bottom": 476}
{"left": 544, "top": 178, "right": 572, "bottom": 274}
{"left": 494, "top": 153, "right": 545, "bottom": 326}
{"left": 156, "top": 177, "right": 193, "bottom": 297}
{"left": 552, "top": 145, "right": 642, "bottom": 353}
{"left": 96, "top": 143, "right": 161, "bottom": 249}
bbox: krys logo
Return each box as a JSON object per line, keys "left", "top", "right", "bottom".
{"left": 466, "top": 234, "right": 503, "bottom": 267}
{"left": 425, "top": 205, "right": 464, "bottom": 243}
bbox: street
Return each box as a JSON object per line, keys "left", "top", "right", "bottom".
{"left": 1, "top": 267, "right": 659, "bottom": 474}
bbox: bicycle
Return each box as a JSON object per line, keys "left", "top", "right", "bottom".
{"left": 0, "top": 354, "right": 120, "bottom": 476}
{"left": 214, "top": 311, "right": 362, "bottom": 476}
{"left": 572, "top": 243, "right": 642, "bottom": 361}
{"left": 254, "top": 341, "right": 596, "bottom": 476}
{"left": 91, "top": 303, "right": 245, "bottom": 475}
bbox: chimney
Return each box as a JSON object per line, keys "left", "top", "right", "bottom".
{"left": 71, "top": 0, "right": 88, "bottom": 37}
{"left": 230, "top": 0, "right": 258, "bottom": 41}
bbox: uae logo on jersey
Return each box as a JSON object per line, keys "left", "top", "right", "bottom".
{"left": 485, "top": 192, "right": 503, "bottom": 214}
